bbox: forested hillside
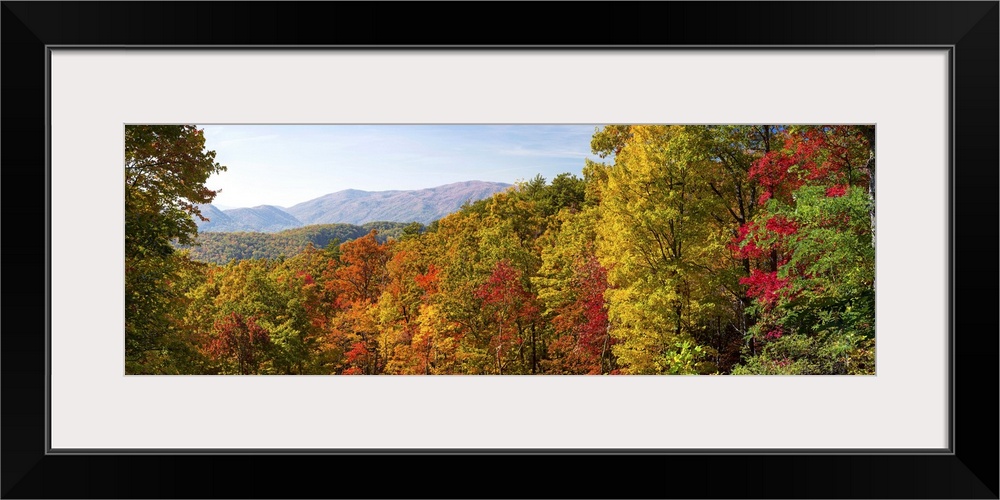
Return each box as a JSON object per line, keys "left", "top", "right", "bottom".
{"left": 126, "top": 124, "right": 876, "bottom": 375}
{"left": 178, "top": 221, "right": 419, "bottom": 263}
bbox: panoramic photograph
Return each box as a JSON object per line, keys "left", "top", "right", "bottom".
{"left": 125, "top": 124, "right": 876, "bottom": 375}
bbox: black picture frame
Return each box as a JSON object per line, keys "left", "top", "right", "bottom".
{"left": 3, "top": 2, "right": 996, "bottom": 498}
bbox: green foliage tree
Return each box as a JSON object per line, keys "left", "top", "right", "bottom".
{"left": 125, "top": 125, "right": 225, "bottom": 372}
{"left": 731, "top": 126, "right": 875, "bottom": 374}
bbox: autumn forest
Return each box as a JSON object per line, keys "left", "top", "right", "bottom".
{"left": 125, "top": 124, "right": 876, "bottom": 375}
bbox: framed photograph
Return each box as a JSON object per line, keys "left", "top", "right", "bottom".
{"left": 3, "top": 2, "right": 996, "bottom": 498}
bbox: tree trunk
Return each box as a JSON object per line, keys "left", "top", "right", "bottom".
{"left": 496, "top": 326, "right": 503, "bottom": 375}
{"left": 862, "top": 126, "right": 876, "bottom": 248}
{"left": 530, "top": 323, "right": 537, "bottom": 374}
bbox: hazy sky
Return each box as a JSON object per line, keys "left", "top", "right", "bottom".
{"left": 198, "top": 124, "right": 609, "bottom": 208}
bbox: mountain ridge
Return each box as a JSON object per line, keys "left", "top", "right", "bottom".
{"left": 196, "top": 180, "right": 512, "bottom": 233}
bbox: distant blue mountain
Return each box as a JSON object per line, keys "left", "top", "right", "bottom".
{"left": 195, "top": 204, "right": 301, "bottom": 233}
{"left": 195, "top": 180, "right": 512, "bottom": 233}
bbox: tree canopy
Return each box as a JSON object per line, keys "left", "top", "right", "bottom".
{"left": 125, "top": 125, "right": 875, "bottom": 376}
{"left": 125, "top": 125, "right": 225, "bottom": 371}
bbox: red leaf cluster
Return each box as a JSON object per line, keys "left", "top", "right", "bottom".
{"left": 739, "top": 269, "right": 790, "bottom": 307}
{"left": 296, "top": 271, "right": 315, "bottom": 285}
{"left": 474, "top": 260, "right": 539, "bottom": 321}
{"left": 414, "top": 264, "right": 440, "bottom": 296}
{"left": 749, "top": 150, "right": 800, "bottom": 199}
{"left": 750, "top": 129, "right": 855, "bottom": 203}
{"left": 345, "top": 341, "right": 369, "bottom": 364}
{"left": 825, "top": 184, "right": 848, "bottom": 198}
{"left": 730, "top": 222, "right": 764, "bottom": 259}
{"left": 764, "top": 215, "right": 798, "bottom": 236}
{"left": 207, "top": 312, "right": 271, "bottom": 374}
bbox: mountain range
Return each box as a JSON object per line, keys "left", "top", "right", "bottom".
{"left": 195, "top": 180, "right": 512, "bottom": 233}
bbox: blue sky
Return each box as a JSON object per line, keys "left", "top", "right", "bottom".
{"left": 198, "top": 125, "right": 608, "bottom": 208}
